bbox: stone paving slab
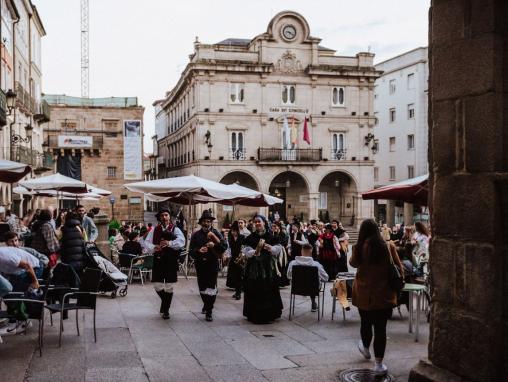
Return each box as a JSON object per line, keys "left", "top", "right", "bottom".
{"left": 1, "top": 277, "right": 428, "bottom": 381}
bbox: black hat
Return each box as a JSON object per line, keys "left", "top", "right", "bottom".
{"left": 198, "top": 209, "right": 215, "bottom": 224}
{"left": 230, "top": 220, "right": 240, "bottom": 232}
{"left": 155, "top": 207, "right": 171, "bottom": 221}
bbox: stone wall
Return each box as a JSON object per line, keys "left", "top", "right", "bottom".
{"left": 409, "top": 0, "right": 508, "bottom": 381}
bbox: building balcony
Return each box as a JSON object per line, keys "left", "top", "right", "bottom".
{"left": 229, "top": 149, "right": 246, "bottom": 160}
{"left": 15, "top": 81, "right": 31, "bottom": 113}
{"left": 330, "top": 149, "right": 347, "bottom": 160}
{"left": 257, "top": 148, "right": 322, "bottom": 163}
{"left": 10, "top": 146, "right": 53, "bottom": 173}
{"left": 33, "top": 99, "right": 51, "bottom": 123}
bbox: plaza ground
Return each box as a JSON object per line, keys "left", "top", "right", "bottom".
{"left": 1, "top": 277, "right": 428, "bottom": 382}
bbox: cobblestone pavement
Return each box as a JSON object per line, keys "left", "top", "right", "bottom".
{"left": 1, "top": 277, "right": 428, "bottom": 381}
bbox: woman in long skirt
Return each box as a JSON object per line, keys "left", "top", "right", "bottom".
{"left": 318, "top": 224, "right": 342, "bottom": 281}
{"left": 242, "top": 215, "right": 283, "bottom": 324}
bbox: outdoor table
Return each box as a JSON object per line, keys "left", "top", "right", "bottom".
{"left": 403, "top": 283, "right": 427, "bottom": 342}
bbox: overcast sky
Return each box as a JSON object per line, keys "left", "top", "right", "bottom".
{"left": 36, "top": 0, "right": 430, "bottom": 152}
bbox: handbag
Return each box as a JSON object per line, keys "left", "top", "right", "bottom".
{"left": 388, "top": 246, "right": 404, "bottom": 292}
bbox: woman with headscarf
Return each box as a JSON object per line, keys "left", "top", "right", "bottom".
{"left": 241, "top": 215, "right": 283, "bottom": 324}
{"left": 225, "top": 221, "right": 244, "bottom": 300}
{"left": 271, "top": 221, "right": 290, "bottom": 287}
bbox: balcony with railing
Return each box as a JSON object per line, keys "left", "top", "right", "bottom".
{"left": 257, "top": 148, "right": 322, "bottom": 163}
{"left": 330, "top": 149, "right": 347, "bottom": 160}
{"left": 10, "top": 147, "right": 53, "bottom": 172}
{"left": 229, "top": 148, "right": 246, "bottom": 160}
{"left": 15, "top": 81, "right": 31, "bottom": 113}
{"left": 33, "top": 99, "right": 51, "bottom": 123}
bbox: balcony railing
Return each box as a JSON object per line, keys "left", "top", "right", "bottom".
{"left": 257, "top": 148, "right": 322, "bottom": 162}
{"left": 15, "top": 81, "right": 31, "bottom": 112}
{"left": 330, "top": 149, "right": 347, "bottom": 160}
{"left": 10, "top": 146, "right": 52, "bottom": 171}
{"left": 229, "top": 149, "right": 246, "bottom": 160}
{"left": 0, "top": 89, "right": 6, "bottom": 127}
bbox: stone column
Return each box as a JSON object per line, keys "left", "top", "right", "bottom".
{"left": 308, "top": 192, "right": 320, "bottom": 221}
{"left": 93, "top": 212, "right": 111, "bottom": 260}
{"left": 409, "top": 1, "right": 508, "bottom": 381}
{"left": 403, "top": 202, "right": 414, "bottom": 225}
{"left": 385, "top": 200, "right": 395, "bottom": 227}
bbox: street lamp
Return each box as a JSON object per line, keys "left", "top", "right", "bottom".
{"left": 5, "top": 89, "right": 16, "bottom": 114}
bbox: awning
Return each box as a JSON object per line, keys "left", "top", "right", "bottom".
{"left": 362, "top": 174, "right": 428, "bottom": 206}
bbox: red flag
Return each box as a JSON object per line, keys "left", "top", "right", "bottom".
{"left": 303, "top": 117, "right": 311, "bottom": 145}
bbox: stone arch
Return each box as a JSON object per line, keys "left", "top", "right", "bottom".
{"left": 218, "top": 169, "right": 261, "bottom": 191}
{"left": 268, "top": 170, "right": 310, "bottom": 222}
{"left": 318, "top": 171, "right": 359, "bottom": 226}
{"left": 266, "top": 10, "right": 311, "bottom": 42}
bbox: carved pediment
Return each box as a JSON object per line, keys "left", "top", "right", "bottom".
{"left": 275, "top": 50, "right": 302, "bottom": 73}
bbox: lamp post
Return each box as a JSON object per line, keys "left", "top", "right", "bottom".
{"left": 109, "top": 196, "right": 116, "bottom": 220}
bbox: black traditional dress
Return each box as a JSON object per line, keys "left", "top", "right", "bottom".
{"left": 189, "top": 228, "right": 228, "bottom": 314}
{"left": 276, "top": 231, "right": 290, "bottom": 287}
{"left": 226, "top": 234, "right": 244, "bottom": 293}
{"left": 242, "top": 231, "right": 283, "bottom": 324}
{"left": 307, "top": 229, "right": 319, "bottom": 260}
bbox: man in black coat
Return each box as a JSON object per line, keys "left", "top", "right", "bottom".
{"left": 189, "top": 210, "right": 227, "bottom": 322}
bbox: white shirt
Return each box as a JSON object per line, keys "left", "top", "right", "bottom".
{"left": 141, "top": 224, "right": 186, "bottom": 253}
{"left": 0, "top": 247, "right": 40, "bottom": 274}
{"left": 287, "top": 256, "right": 329, "bottom": 282}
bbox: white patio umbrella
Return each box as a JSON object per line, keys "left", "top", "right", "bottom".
{"left": 13, "top": 185, "right": 103, "bottom": 199}
{"left": 0, "top": 159, "right": 31, "bottom": 183}
{"left": 86, "top": 185, "right": 111, "bottom": 196}
{"left": 20, "top": 173, "right": 88, "bottom": 193}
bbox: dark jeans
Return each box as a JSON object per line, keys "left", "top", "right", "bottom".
{"left": 358, "top": 308, "right": 392, "bottom": 358}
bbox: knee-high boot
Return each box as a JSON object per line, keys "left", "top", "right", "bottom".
{"left": 163, "top": 292, "right": 173, "bottom": 314}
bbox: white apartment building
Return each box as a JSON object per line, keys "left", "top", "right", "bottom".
{"left": 0, "top": 0, "right": 50, "bottom": 213}
{"left": 373, "top": 47, "right": 428, "bottom": 225}
{"left": 153, "top": 11, "right": 381, "bottom": 226}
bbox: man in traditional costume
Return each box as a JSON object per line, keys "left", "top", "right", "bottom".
{"left": 189, "top": 210, "right": 227, "bottom": 321}
{"left": 143, "top": 208, "right": 185, "bottom": 319}
{"left": 242, "top": 215, "right": 283, "bottom": 324}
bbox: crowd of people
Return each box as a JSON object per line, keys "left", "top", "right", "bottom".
{"left": 0, "top": 203, "right": 431, "bottom": 377}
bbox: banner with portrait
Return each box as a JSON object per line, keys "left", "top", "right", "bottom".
{"left": 123, "top": 120, "right": 142, "bottom": 180}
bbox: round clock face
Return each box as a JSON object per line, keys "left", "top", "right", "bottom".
{"left": 282, "top": 25, "right": 297, "bottom": 40}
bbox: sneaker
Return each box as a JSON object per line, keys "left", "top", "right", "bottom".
{"left": 16, "top": 321, "right": 32, "bottom": 334}
{"left": 0, "top": 323, "right": 18, "bottom": 336}
{"left": 357, "top": 340, "right": 371, "bottom": 359}
{"left": 373, "top": 362, "right": 388, "bottom": 376}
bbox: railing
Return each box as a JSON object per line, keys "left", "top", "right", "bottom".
{"left": 10, "top": 146, "right": 47, "bottom": 167}
{"left": 46, "top": 134, "right": 103, "bottom": 150}
{"left": 43, "top": 94, "right": 138, "bottom": 108}
{"left": 330, "top": 149, "right": 347, "bottom": 160}
{"left": 15, "top": 81, "right": 31, "bottom": 111}
{"left": 257, "top": 148, "right": 322, "bottom": 162}
{"left": 229, "top": 148, "right": 246, "bottom": 160}
{"left": 0, "top": 89, "right": 6, "bottom": 126}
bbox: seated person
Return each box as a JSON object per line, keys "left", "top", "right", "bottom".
{"left": 287, "top": 243, "right": 329, "bottom": 312}
{"left": 0, "top": 246, "right": 41, "bottom": 292}
{"left": 122, "top": 231, "right": 143, "bottom": 256}
{"left": 4, "top": 231, "right": 49, "bottom": 270}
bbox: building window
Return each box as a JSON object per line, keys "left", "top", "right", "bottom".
{"left": 230, "top": 131, "right": 245, "bottom": 160}
{"left": 331, "top": 133, "right": 346, "bottom": 160}
{"left": 389, "top": 79, "right": 396, "bottom": 94}
{"left": 331, "top": 86, "right": 345, "bottom": 106}
{"left": 408, "top": 103, "right": 415, "bottom": 119}
{"left": 407, "top": 134, "right": 415, "bottom": 150}
{"left": 374, "top": 167, "right": 379, "bottom": 182}
{"left": 408, "top": 165, "right": 415, "bottom": 179}
{"left": 389, "top": 108, "right": 396, "bottom": 122}
{"left": 318, "top": 192, "right": 327, "bottom": 209}
{"left": 107, "top": 167, "right": 116, "bottom": 178}
{"left": 407, "top": 73, "right": 415, "bottom": 89}
{"left": 389, "top": 166, "right": 396, "bottom": 181}
{"left": 229, "top": 83, "right": 244, "bottom": 103}
{"left": 281, "top": 84, "right": 296, "bottom": 105}
{"left": 389, "top": 137, "right": 396, "bottom": 152}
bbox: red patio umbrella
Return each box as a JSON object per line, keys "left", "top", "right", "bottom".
{"left": 362, "top": 174, "right": 428, "bottom": 206}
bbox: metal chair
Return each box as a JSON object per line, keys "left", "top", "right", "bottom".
{"left": 118, "top": 252, "right": 137, "bottom": 279}
{"left": 128, "top": 255, "right": 154, "bottom": 285}
{"left": 289, "top": 265, "right": 326, "bottom": 321}
{"left": 45, "top": 268, "right": 102, "bottom": 347}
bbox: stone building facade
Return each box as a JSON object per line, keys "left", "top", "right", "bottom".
{"left": 0, "top": 0, "right": 51, "bottom": 213}
{"left": 409, "top": 0, "right": 507, "bottom": 381}
{"left": 373, "top": 47, "right": 429, "bottom": 225}
{"left": 154, "top": 11, "right": 380, "bottom": 226}
{"left": 41, "top": 95, "right": 145, "bottom": 222}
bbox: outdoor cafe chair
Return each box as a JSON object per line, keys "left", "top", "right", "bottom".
{"left": 128, "top": 254, "right": 154, "bottom": 285}
{"left": 45, "top": 268, "right": 102, "bottom": 347}
{"left": 288, "top": 265, "right": 326, "bottom": 321}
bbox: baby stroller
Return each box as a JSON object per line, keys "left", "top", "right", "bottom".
{"left": 85, "top": 243, "right": 128, "bottom": 298}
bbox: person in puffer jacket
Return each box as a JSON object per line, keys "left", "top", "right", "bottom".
{"left": 60, "top": 211, "right": 87, "bottom": 278}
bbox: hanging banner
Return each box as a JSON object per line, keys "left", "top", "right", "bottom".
{"left": 58, "top": 135, "right": 93, "bottom": 148}
{"left": 123, "top": 120, "right": 142, "bottom": 180}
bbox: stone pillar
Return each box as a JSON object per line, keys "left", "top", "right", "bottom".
{"left": 409, "top": 1, "right": 508, "bottom": 381}
{"left": 386, "top": 200, "right": 395, "bottom": 227}
{"left": 93, "top": 212, "right": 111, "bottom": 260}
{"left": 403, "top": 202, "right": 414, "bottom": 225}
{"left": 308, "top": 192, "right": 319, "bottom": 221}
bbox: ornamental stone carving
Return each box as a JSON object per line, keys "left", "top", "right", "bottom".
{"left": 275, "top": 50, "right": 302, "bottom": 73}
